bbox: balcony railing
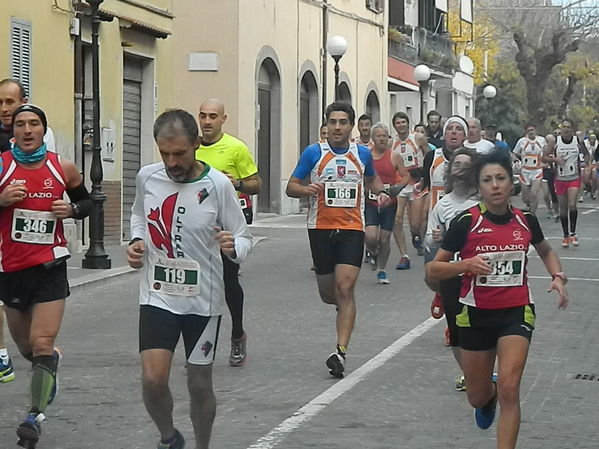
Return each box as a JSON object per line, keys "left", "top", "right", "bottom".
{"left": 388, "top": 26, "right": 457, "bottom": 74}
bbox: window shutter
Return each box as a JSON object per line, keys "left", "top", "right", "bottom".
{"left": 10, "top": 18, "right": 32, "bottom": 98}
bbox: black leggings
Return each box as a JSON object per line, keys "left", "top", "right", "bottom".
{"left": 222, "top": 253, "right": 245, "bottom": 339}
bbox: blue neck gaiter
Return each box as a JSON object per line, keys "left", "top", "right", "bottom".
{"left": 12, "top": 142, "right": 47, "bottom": 163}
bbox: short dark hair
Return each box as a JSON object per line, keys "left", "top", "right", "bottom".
{"left": 562, "top": 117, "right": 575, "bottom": 128}
{"left": 153, "top": 109, "right": 199, "bottom": 144}
{"left": 392, "top": 111, "right": 410, "bottom": 126}
{"left": 325, "top": 101, "right": 355, "bottom": 125}
{"left": 358, "top": 114, "right": 372, "bottom": 123}
{"left": 0, "top": 78, "right": 27, "bottom": 100}
{"left": 320, "top": 123, "right": 327, "bottom": 130}
{"left": 427, "top": 110, "right": 442, "bottom": 121}
{"left": 475, "top": 149, "right": 513, "bottom": 185}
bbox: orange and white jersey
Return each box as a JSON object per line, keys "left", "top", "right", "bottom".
{"left": 307, "top": 141, "right": 365, "bottom": 231}
{"left": 429, "top": 147, "right": 449, "bottom": 210}
{"left": 392, "top": 133, "right": 423, "bottom": 170}
{"left": 354, "top": 137, "right": 374, "bottom": 150}
{"left": 513, "top": 136, "right": 546, "bottom": 170}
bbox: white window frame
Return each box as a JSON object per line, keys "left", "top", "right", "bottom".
{"left": 366, "top": 0, "right": 384, "bottom": 13}
{"left": 10, "top": 18, "right": 32, "bottom": 98}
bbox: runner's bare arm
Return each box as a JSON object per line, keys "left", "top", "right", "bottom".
{"left": 286, "top": 176, "right": 324, "bottom": 198}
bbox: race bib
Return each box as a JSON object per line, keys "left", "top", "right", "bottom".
{"left": 368, "top": 184, "right": 390, "bottom": 201}
{"left": 151, "top": 257, "right": 201, "bottom": 296}
{"left": 476, "top": 251, "right": 525, "bottom": 287}
{"left": 239, "top": 198, "right": 248, "bottom": 209}
{"left": 523, "top": 154, "right": 539, "bottom": 170}
{"left": 11, "top": 209, "right": 57, "bottom": 244}
{"left": 402, "top": 152, "right": 416, "bottom": 168}
{"left": 558, "top": 163, "right": 577, "bottom": 177}
{"left": 325, "top": 181, "right": 358, "bottom": 207}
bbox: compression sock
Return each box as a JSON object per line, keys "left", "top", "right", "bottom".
{"left": 560, "top": 215, "right": 569, "bottom": 237}
{"left": 30, "top": 355, "right": 57, "bottom": 413}
{"left": 336, "top": 345, "right": 347, "bottom": 357}
{"left": 569, "top": 209, "right": 578, "bottom": 234}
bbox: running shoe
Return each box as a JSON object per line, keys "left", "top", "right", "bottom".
{"left": 561, "top": 237, "right": 570, "bottom": 248}
{"left": 48, "top": 348, "right": 62, "bottom": 406}
{"left": 369, "top": 253, "right": 378, "bottom": 271}
{"left": 430, "top": 293, "right": 444, "bottom": 319}
{"left": 157, "top": 429, "right": 185, "bottom": 449}
{"left": 579, "top": 195, "right": 584, "bottom": 203}
{"left": 554, "top": 215, "right": 560, "bottom": 223}
{"left": 455, "top": 374, "right": 466, "bottom": 392}
{"left": 395, "top": 256, "right": 410, "bottom": 270}
{"left": 444, "top": 327, "right": 451, "bottom": 347}
{"left": 326, "top": 352, "right": 345, "bottom": 379}
{"left": 363, "top": 251, "right": 371, "bottom": 265}
{"left": 377, "top": 271, "right": 389, "bottom": 284}
{"left": 474, "top": 391, "right": 497, "bottom": 430}
{"left": 570, "top": 234, "right": 579, "bottom": 247}
{"left": 229, "top": 333, "right": 247, "bottom": 367}
{"left": 546, "top": 212, "right": 553, "bottom": 219}
{"left": 16, "top": 412, "right": 44, "bottom": 449}
{"left": 0, "top": 355, "right": 15, "bottom": 383}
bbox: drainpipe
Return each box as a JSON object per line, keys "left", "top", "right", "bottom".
{"left": 322, "top": 0, "right": 328, "bottom": 120}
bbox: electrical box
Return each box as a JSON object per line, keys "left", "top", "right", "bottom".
{"left": 101, "top": 127, "right": 115, "bottom": 162}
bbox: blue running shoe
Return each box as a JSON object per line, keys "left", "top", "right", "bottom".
{"left": 395, "top": 256, "right": 410, "bottom": 270}
{"left": 377, "top": 271, "right": 389, "bottom": 284}
{"left": 48, "top": 348, "right": 62, "bottom": 406}
{"left": 474, "top": 394, "right": 497, "bottom": 430}
{"left": 492, "top": 372, "right": 498, "bottom": 383}
{"left": 157, "top": 429, "right": 185, "bottom": 449}
{"left": 0, "top": 355, "right": 15, "bottom": 383}
{"left": 16, "top": 412, "right": 44, "bottom": 448}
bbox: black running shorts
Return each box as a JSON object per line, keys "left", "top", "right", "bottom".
{"left": 0, "top": 261, "right": 69, "bottom": 311}
{"left": 139, "top": 305, "right": 221, "bottom": 366}
{"left": 457, "top": 304, "right": 535, "bottom": 351}
{"left": 308, "top": 229, "right": 365, "bottom": 275}
{"left": 439, "top": 276, "right": 462, "bottom": 347}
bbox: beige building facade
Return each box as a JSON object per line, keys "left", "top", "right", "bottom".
{"left": 1, "top": 0, "right": 175, "bottom": 245}
{"left": 170, "top": 0, "right": 389, "bottom": 215}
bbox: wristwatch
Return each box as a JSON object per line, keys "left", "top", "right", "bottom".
{"left": 551, "top": 272, "right": 568, "bottom": 284}
{"left": 235, "top": 180, "right": 244, "bottom": 192}
{"left": 70, "top": 202, "right": 80, "bottom": 218}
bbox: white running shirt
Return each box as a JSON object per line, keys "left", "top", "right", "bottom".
{"left": 464, "top": 139, "right": 495, "bottom": 155}
{"left": 130, "top": 163, "right": 252, "bottom": 316}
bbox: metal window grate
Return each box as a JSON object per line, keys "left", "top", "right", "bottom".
{"left": 574, "top": 374, "right": 599, "bottom": 381}
{"left": 10, "top": 18, "right": 32, "bottom": 98}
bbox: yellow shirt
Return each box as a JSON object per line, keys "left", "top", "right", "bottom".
{"left": 195, "top": 133, "right": 258, "bottom": 180}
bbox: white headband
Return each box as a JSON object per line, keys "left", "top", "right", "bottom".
{"left": 443, "top": 116, "right": 468, "bottom": 135}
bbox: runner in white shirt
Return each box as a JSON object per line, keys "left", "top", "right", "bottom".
{"left": 127, "top": 109, "right": 252, "bottom": 449}
{"left": 464, "top": 118, "right": 495, "bottom": 155}
{"left": 513, "top": 124, "right": 546, "bottom": 214}
{"left": 424, "top": 147, "right": 480, "bottom": 391}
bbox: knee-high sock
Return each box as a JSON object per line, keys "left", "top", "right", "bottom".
{"left": 569, "top": 209, "right": 578, "bottom": 234}
{"left": 30, "top": 355, "right": 57, "bottom": 413}
{"left": 560, "top": 215, "right": 569, "bottom": 237}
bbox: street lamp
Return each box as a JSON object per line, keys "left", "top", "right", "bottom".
{"left": 483, "top": 84, "right": 497, "bottom": 100}
{"left": 414, "top": 64, "right": 431, "bottom": 123}
{"left": 82, "top": 0, "right": 111, "bottom": 269}
{"left": 326, "top": 35, "right": 348, "bottom": 101}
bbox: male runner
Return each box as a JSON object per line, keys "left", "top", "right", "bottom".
{"left": 195, "top": 98, "right": 261, "bottom": 366}
{"left": 391, "top": 112, "right": 429, "bottom": 269}
{"left": 544, "top": 118, "right": 589, "bottom": 247}
{"left": 364, "top": 123, "right": 408, "bottom": 284}
{"left": 0, "top": 104, "right": 91, "bottom": 448}
{"left": 356, "top": 114, "right": 373, "bottom": 148}
{"left": 128, "top": 109, "right": 252, "bottom": 449}
{"left": 464, "top": 118, "right": 495, "bottom": 155}
{"left": 426, "top": 110, "right": 444, "bottom": 149}
{"left": 286, "top": 101, "right": 390, "bottom": 378}
{"left": 513, "top": 124, "right": 546, "bottom": 213}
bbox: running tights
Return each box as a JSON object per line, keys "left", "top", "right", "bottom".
{"left": 221, "top": 253, "right": 245, "bottom": 340}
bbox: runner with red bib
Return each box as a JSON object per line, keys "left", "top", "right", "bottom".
{"left": 0, "top": 104, "right": 91, "bottom": 449}
{"left": 427, "top": 150, "right": 568, "bottom": 449}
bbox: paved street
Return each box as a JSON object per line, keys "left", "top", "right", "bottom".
{"left": 2, "top": 201, "right": 599, "bottom": 449}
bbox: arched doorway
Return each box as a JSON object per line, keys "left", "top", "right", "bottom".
{"left": 338, "top": 81, "right": 351, "bottom": 104}
{"left": 365, "top": 90, "right": 380, "bottom": 124}
{"left": 257, "top": 57, "right": 281, "bottom": 213}
{"left": 299, "top": 70, "right": 319, "bottom": 153}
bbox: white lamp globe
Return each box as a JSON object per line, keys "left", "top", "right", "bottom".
{"left": 414, "top": 64, "right": 431, "bottom": 82}
{"left": 483, "top": 85, "right": 497, "bottom": 99}
{"left": 327, "top": 35, "right": 348, "bottom": 58}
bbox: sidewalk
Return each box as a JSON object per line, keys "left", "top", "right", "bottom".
{"left": 66, "top": 243, "right": 135, "bottom": 289}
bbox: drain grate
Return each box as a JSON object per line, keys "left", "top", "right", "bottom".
{"left": 574, "top": 374, "right": 599, "bottom": 381}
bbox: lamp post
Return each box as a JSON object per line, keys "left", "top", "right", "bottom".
{"left": 414, "top": 64, "right": 431, "bottom": 123}
{"left": 326, "top": 35, "right": 348, "bottom": 101}
{"left": 482, "top": 84, "right": 497, "bottom": 128}
{"left": 82, "top": 0, "right": 111, "bottom": 269}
